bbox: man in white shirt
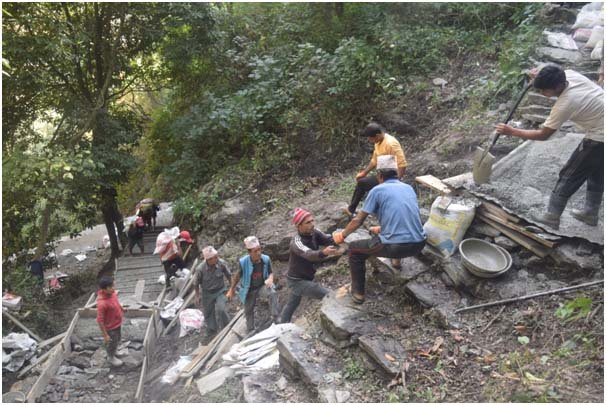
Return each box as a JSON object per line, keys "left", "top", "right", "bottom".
{"left": 496, "top": 65, "right": 603, "bottom": 230}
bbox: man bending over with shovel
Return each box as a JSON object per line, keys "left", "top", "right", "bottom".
{"left": 496, "top": 65, "right": 603, "bottom": 230}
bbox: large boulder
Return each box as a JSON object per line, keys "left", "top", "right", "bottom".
{"left": 536, "top": 47, "right": 582, "bottom": 65}
{"left": 204, "top": 196, "right": 263, "bottom": 245}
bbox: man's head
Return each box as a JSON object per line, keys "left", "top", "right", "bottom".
{"left": 361, "top": 122, "right": 385, "bottom": 144}
{"left": 533, "top": 65, "right": 567, "bottom": 97}
{"left": 292, "top": 207, "right": 314, "bottom": 235}
{"left": 179, "top": 230, "right": 193, "bottom": 244}
{"left": 376, "top": 155, "right": 398, "bottom": 183}
{"left": 99, "top": 276, "right": 114, "bottom": 293}
{"left": 202, "top": 246, "right": 219, "bottom": 266}
{"left": 244, "top": 236, "right": 262, "bottom": 263}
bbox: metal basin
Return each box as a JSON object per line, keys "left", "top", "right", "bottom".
{"left": 464, "top": 245, "right": 512, "bottom": 278}
{"left": 459, "top": 238, "right": 509, "bottom": 274}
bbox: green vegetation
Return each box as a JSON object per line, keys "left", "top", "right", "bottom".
{"left": 3, "top": 3, "right": 545, "bottom": 260}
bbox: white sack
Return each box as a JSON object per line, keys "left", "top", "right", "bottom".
{"left": 423, "top": 196, "right": 476, "bottom": 257}
{"left": 178, "top": 309, "right": 204, "bottom": 338}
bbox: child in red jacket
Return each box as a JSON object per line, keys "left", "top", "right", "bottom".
{"left": 96, "top": 276, "right": 125, "bottom": 367}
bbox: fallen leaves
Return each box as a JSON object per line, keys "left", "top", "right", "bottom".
{"left": 449, "top": 330, "right": 464, "bottom": 342}
{"left": 513, "top": 325, "right": 528, "bottom": 334}
{"left": 431, "top": 336, "right": 444, "bottom": 353}
{"left": 384, "top": 353, "right": 396, "bottom": 362}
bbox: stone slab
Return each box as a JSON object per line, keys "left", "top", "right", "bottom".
{"left": 277, "top": 328, "right": 326, "bottom": 388}
{"left": 527, "top": 91, "right": 556, "bottom": 107}
{"left": 404, "top": 275, "right": 462, "bottom": 309}
{"left": 358, "top": 335, "right": 407, "bottom": 376}
{"left": 536, "top": 46, "right": 582, "bottom": 64}
{"left": 242, "top": 372, "right": 279, "bottom": 403}
{"left": 319, "top": 292, "right": 374, "bottom": 346}
{"left": 196, "top": 366, "right": 235, "bottom": 396}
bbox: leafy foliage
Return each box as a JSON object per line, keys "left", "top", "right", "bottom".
{"left": 555, "top": 296, "right": 593, "bottom": 324}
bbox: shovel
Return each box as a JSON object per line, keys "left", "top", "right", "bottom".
{"left": 472, "top": 78, "right": 533, "bottom": 185}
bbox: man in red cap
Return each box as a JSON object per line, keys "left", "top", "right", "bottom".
{"left": 280, "top": 208, "right": 342, "bottom": 323}
{"left": 159, "top": 229, "right": 193, "bottom": 288}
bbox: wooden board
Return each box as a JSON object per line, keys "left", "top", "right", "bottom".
{"left": 2, "top": 309, "right": 43, "bottom": 342}
{"left": 415, "top": 174, "right": 454, "bottom": 195}
{"left": 135, "top": 357, "right": 147, "bottom": 402}
{"left": 481, "top": 201, "right": 521, "bottom": 223}
{"left": 479, "top": 216, "right": 550, "bottom": 258}
{"left": 477, "top": 211, "right": 557, "bottom": 248}
{"left": 26, "top": 343, "right": 66, "bottom": 402}
{"left": 134, "top": 280, "right": 146, "bottom": 301}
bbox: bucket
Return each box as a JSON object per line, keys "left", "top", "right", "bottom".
{"left": 3, "top": 391, "right": 26, "bottom": 403}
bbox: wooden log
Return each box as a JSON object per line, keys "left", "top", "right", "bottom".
{"left": 478, "top": 216, "right": 550, "bottom": 258}
{"left": 162, "top": 290, "right": 196, "bottom": 336}
{"left": 38, "top": 332, "right": 67, "bottom": 350}
{"left": 135, "top": 356, "right": 147, "bottom": 402}
{"left": 26, "top": 341, "right": 66, "bottom": 402}
{"left": 415, "top": 175, "right": 454, "bottom": 195}
{"left": 455, "top": 280, "right": 604, "bottom": 313}
{"left": 477, "top": 211, "right": 557, "bottom": 248}
{"left": 85, "top": 292, "right": 96, "bottom": 308}
{"left": 3, "top": 308, "right": 42, "bottom": 342}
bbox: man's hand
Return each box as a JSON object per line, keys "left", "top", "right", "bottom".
{"left": 369, "top": 226, "right": 381, "bottom": 235}
{"left": 264, "top": 275, "right": 274, "bottom": 288}
{"left": 103, "top": 333, "right": 110, "bottom": 344}
{"left": 495, "top": 123, "right": 515, "bottom": 136}
{"left": 527, "top": 67, "right": 539, "bottom": 80}
{"left": 322, "top": 246, "right": 341, "bottom": 257}
{"left": 332, "top": 231, "right": 345, "bottom": 245}
{"left": 226, "top": 289, "right": 234, "bottom": 301}
{"left": 355, "top": 171, "right": 367, "bottom": 180}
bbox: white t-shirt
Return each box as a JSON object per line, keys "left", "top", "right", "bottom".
{"left": 543, "top": 70, "right": 604, "bottom": 142}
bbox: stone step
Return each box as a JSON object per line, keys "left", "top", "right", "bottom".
{"left": 319, "top": 291, "right": 375, "bottom": 348}
{"left": 368, "top": 256, "right": 431, "bottom": 285}
{"left": 536, "top": 46, "right": 582, "bottom": 65}
{"left": 527, "top": 92, "right": 556, "bottom": 107}
{"left": 404, "top": 273, "right": 462, "bottom": 329}
{"left": 357, "top": 334, "right": 407, "bottom": 376}
{"left": 519, "top": 104, "right": 552, "bottom": 116}
{"left": 277, "top": 326, "right": 326, "bottom": 391}
{"left": 522, "top": 113, "right": 549, "bottom": 123}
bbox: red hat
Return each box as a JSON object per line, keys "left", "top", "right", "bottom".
{"left": 179, "top": 230, "right": 193, "bottom": 244}
{"left": 292, "top": 207, "right": 312, "bottom": 226}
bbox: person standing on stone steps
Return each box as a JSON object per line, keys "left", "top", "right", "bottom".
{"left": 280, "top": 208, "right": 343, "bottom": 323}
{"left": 333, "top": 155, "right": 426, "bottom": 304}
{"left": 226, "top": 236, "right": 280, "bottom": 332}
{"left": 496, "top": 65, "right": 603, "bottom": 230}
{"left": 96, "top": 276, "right": 126, "bottom": 367}
{"left": 342, "top": 122, "right": 408, "bottom": 217}
{"left": 194, "top": 246, "right": 232, "bottom": 337}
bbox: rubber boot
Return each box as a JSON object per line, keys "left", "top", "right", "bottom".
{"left": 571, "top": 191, "right": 603, "bottom": 226}
{"left": 531, "top": 193, "right": 568, "bottom": 230}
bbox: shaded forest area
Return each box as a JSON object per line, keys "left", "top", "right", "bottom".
{"left": 3, "top": 2, "right": 541, "bottom": 323}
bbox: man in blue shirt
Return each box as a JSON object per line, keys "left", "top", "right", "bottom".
{"left": 333, "top": 155, "right": 426, "bottom": 304}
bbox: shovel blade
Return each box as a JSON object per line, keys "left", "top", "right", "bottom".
{"left": 473, "top": 147, "right": 496, "bottom": 185}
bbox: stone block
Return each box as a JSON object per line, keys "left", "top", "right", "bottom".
{"left": 404, "top": 275, "right": 461, "bottom": 309}
{"left": 277, "top": 328, "right": 325, "bottom": 388}
{"left": 358, "top": 335, "right": 407, "bottom": 376}
{"left": 319, "top": 292, "right": 374, "bottom": 346}
{"left": 527, "top": 92, "right": 556, "bottom": 107}
{"left": 536, "top": 46, "right": 582, "bottom": 64}
{"left": 494, "top": 236, "right": 518, "bottom": 252}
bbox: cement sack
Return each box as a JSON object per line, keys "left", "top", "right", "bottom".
{"left": 160, "top": 296, "right": 184, "bottom": 320}
{"left": 178, "top": 309, "right": 204, "bottom": 338}
{"left": 543, "top": 31, "right": 578, "bottom": 50}
{"left": 591, "top": 40, "right": 603, "bottom": 59}
{"left": 2, "top": 292, "right": 22, "bottom": 312}
{"left": 585, "top": 26, "right": 604, "bottom": 49}
{"left": 573, "top": 28, "right": 593, "bottom": 42}
{"left": 423, "top": 196, "right": 476, "bottom": 257}
{"left": 572, "top": 10, "right": 604, "bottom": 30}
{"left": 162, "top": 356, "right": 192, "bottom": 384}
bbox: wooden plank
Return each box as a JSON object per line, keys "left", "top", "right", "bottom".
{"left": 2, "top": 309, "right": 43, "bottom": 342}
{"left": 415, "top": 174, "right": 454, "bottom": 195}
{"left": 203, "top": 316, "right": 246, "bottom": 373}
{"left": 481, "top": 201, "right": 521, "bottom": 223}
{"left": 135, "top": 357, "right": 147, "bottom": 402}
{"left": 38, "top": 332, "right": 67, "bottom": 349}
{"left": 62, "top": 312, "right": 80, "bottom": 354}
{"left": 134, "top": 280, "right": 146, "bottom": 301}
{"left": 18, "top": 342, "right": 61, "bottom": 379}
{"left": 479, "top": 216, "right": 550, "bottom": 258}
{"left": 85, "top": 292, "right": 96, "bottom": 307}
{"left": 26, "top": 342, "right": 66, "bottom": 402}
{"left": 143, "top": 313, "right": 155, "bottom": 362}
{"left": 477, "top": 211, "right": 557, "bottom": 248}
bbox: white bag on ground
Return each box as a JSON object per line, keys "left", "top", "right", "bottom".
{"left": 161, "top": 356, "right": 192, "bottom": 384}
{"left": 2, "top": 293, "right": 23, "bottom": 312}
{"left": 543, "top": 31, "right": 578, "bottom": 50}
{"left": 160, "top": 296, "right": 184, "bottom": 320}
{"left": 178, "top": 309, "right": 204, "bottom": 338}
{"left": 591, "top": 40, "right": 604, "bottom": 59}
{"left": 585, "top": 26, "right": 604, "bottom": 48}
{"left": 572, "top": 9, "right": 604, "bottom": 29}
{"left": 423, "top": 196, "right": 476, "bottom": 257}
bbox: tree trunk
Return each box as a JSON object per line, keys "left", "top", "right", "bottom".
{"left": 33, "top": 200, "right": 52, "bottom": 260}
{"left": 102, "top": 202, "right": 120, "bottom": 258}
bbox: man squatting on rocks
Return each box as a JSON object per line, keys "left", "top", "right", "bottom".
{"left": 96, "top": 276, "right": 125, "bottom": 367}
{"left": 280, "top": 208, "right": 343, "bottom": 323}
{"left": 226, "top": 236, "right": 280, "bottom": 332}
{"left": 333, "top": 155, "right": 427, "bottom": 304}
{"left": 158, "top": 230, "right": 193, "bottom": 288}
{"left": 194, "top": 246, "right": 232, "bottom": 337}
{"left": 343, "top": 122, "right": 407, "bottom": 217}
{"left": 496, "top": 65, "right": 603, "bottom": 230}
